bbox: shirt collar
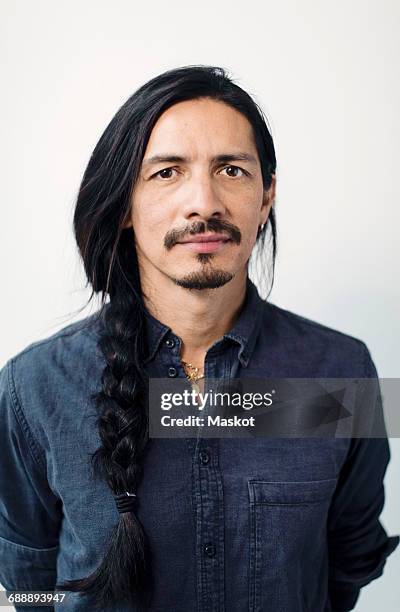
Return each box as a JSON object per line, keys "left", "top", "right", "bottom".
{"left": 142, "top": 276, "right": 264, "bottom": 367}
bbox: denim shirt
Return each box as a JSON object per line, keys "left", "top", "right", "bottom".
{"left": 0, "top": 277, "right": 398, "bottom": 612}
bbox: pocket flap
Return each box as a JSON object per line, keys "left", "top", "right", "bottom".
{"left": 248, "top": 478, "right": 337, "bottom": 505}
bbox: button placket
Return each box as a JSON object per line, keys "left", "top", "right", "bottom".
{"left": 193, "top": 381, "right": 225, "bottom": 612}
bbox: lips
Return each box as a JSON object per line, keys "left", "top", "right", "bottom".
{"left": 178, "top": 233, "right": 231, "bottom": 244}
{"left": 177, "top": 234, "right": 232, "bottom": 254}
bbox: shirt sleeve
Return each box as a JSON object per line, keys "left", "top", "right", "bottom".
{"left": 0, "top": 358, "right": 62, "bottom": 609}
{"left": 327, "top": 344, "right": 399, "bottom": 611}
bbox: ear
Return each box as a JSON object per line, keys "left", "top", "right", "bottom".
{"left": 260, "top": 174, "right": 276, "bottom": 226}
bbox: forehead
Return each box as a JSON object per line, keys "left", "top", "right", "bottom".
{"left": 144, "top": 97, "right": 257, "bottom": 156}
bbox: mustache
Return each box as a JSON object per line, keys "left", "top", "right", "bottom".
{"left": 164, "top": 218, "right": 242, "bottom": 250}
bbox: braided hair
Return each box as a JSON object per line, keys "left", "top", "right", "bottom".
{"left": 56, "top": 65, "right": 277, "bottom": 609}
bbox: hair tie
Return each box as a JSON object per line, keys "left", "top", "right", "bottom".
{"left": 114, "top": 491, "right": 137, "bottom": 514}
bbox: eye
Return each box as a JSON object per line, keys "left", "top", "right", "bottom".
{"left": 220, "top": 165, "right": 247, "bottom": 178}
{"left": 153, "top": 167, "right": 179, "bottom": 180}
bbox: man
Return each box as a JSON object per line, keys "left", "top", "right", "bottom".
{"left": 0, "top": 65, "right": 398, "bottom": 612}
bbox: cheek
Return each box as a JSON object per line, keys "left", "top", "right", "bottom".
{"left": 235, "top": 204, "right": 262, "bottom": 241}
{"left": 132, "top": 200, "right": 170, "bottom": 239}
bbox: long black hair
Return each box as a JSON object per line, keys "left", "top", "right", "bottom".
{"left": 56, "top": 65, "right": 277, "bottom": 610}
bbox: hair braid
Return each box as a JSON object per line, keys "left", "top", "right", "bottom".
{"left": 57, "top": 244, "right": 153, "bottom": 610}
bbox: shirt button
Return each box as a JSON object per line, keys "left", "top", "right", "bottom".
{"left": 167, "top": 367, "right": 177, "bottom": 377}
{"left": 199, "top": 450, "right": 210, "bottom": 465}
{"left": 204, "top": 543, "right": 216, "bottom": 558}
{"left": 165, "top": 338, "right": 175, "bottom": 348}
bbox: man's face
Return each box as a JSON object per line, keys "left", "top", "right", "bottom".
{"left": 124, "top": 97, "right": 275, "bottom": 290}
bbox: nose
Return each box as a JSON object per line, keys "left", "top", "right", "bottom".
{"left": 180, "top": 174, "right": 227, "bottom": 221}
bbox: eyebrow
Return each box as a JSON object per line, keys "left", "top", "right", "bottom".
{"left": 142, "top": 152, "right": 258, "bottom": 168}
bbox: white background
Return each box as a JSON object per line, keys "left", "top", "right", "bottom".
{"left": 1, "top": 1, "right": 399, "bottom": 609}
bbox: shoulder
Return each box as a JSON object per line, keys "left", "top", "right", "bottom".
{"left": 0, "top": 311, "right": 106, "bottom": 472}
{"left": 2, "top": 310, "right": 104, "bottom": 402}
{"left": 260, "top": 301, "right": 374, "bottom": 377}
{"left": 13, "top": 310, "right": 101, "bottom": 358}
{"left": 0, "top": 311, "right": 106, "bottom": 451}
{"left": 265, "top": 301, "right": 366, "bottom": 347}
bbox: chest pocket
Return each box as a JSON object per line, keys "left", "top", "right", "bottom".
{"left": 247, "top": 478, "right": 337, "bottom": 612}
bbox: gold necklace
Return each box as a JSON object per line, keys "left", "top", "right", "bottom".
{"left": 181, "top": 359, "right": 205, "bottom": 394}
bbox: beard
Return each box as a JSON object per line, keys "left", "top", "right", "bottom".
{"left": 170, "top": 255, "right": 234, "bottom": 290}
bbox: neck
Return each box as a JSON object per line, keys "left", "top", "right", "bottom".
{"left": 140, "top": 267, "right": 248, "bottom": 368}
